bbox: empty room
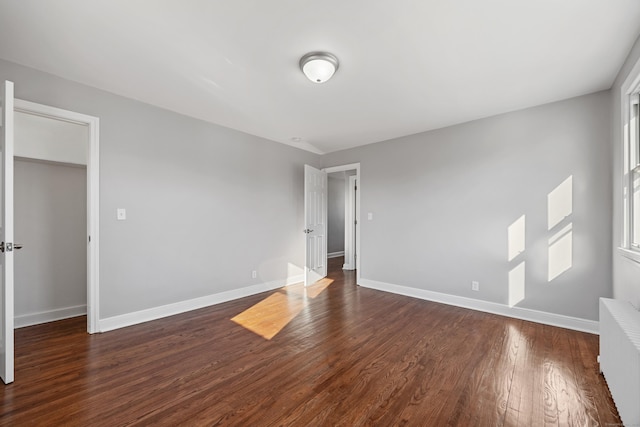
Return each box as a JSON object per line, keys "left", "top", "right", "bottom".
{"left": 1, "top": 1, "right": 640, "bottom": 425}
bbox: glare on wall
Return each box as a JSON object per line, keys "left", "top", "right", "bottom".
{"left": 507, "top": 215, "right": 526, "bottom": 306}
{"left": 547, "top": 176, "right": 572, "bottom": 230}
{"left": 508, "top": 215, "right": 526, "bottom": 262}
{"left": 508, "top": 261, "right": 526, "bottom": 307}
{"left": 548, "top": 223, "right": 573, "bottom": 281}
{"left": 547, "top": 176, "right": 573, "bottom": 281}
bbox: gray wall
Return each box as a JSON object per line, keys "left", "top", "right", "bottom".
{"left": 14, "top": 159, "right": 87, "bottom": 318}
{"left": 0, "top": 59, "right": 320, "bottom": 319}
{"left": 612, "top": 33, "right": 640, "bottom": 308}
{"left": 327, "top": 174, "right": 345, "bottom": 254}
{"left": 324, "top": 91, "right": 612, "bottom": 321}
{"left": 1, "top": 55, "right": 617, "bottom": 324}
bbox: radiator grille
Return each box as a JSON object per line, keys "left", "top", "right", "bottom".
{"left": 599, "top": 297, "right": 640, "bottom": 426}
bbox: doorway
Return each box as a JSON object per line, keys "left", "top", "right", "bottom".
{"left": 14, "top": 157, "right": 87, "bottom": 328}
{"left": 323, "top": 163, "right": 360, "bottom": 282}
{"left": 327, "top": 171, "right": 357, "bottom": 270}
{"left": 13, "top": 100, "right": 100, "bottom": 334}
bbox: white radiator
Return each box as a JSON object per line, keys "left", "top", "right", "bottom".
{"left": 599, "top": 297, "right": 640, "bottom": 426}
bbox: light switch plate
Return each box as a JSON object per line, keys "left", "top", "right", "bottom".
{"left": 117, "top": 208, "right": 126, "bottom": 220}
{"left": 367, "top": 212, "right": 373, "bottom": 220}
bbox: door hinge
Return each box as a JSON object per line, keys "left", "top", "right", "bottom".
{"left": 88, "top": 235, "right": 91, "bottom": 243}
{"left": 355, "top": 219, "right": 357, "bottom": 225}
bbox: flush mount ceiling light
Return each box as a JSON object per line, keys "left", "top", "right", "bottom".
{"left": 299, "top": 52, "right": 339, "bottom": 84}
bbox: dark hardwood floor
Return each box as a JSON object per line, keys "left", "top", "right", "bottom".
{"left": 1, "top": 257, "right": 620, "bottom": 426}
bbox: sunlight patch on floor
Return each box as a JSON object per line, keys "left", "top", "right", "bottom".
{"left": 289, "top": 277, "right": 334, "bottom": 298}
{"left": 231, "top": 278, "right": 334, "bottom": 340}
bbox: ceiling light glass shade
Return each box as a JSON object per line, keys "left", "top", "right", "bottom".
{"left": 300, "top": 52, "right": 339, "bottom": 83}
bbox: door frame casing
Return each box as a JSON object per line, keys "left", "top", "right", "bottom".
{"left": 343, "top": 174, "right": 357, "bottom": 270}
{"left": 14, "top": 99, "right": 100, "bottom": 334}
{"left": 323, "top": 163, "right": 360, "bottom": 283}
{"left": 1, "top": 80, "right": 15, "bottom": 384}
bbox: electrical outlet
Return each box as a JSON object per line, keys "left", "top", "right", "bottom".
{"left": 116, "top": 208, "right": 126, "bottom": 220}
{"left": 471, "top": 281, "right": 480, "bottom": 291}
{"left": 252, "top": 270, "right": 257, "bottom": 279}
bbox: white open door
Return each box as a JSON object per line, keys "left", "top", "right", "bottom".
{"left": 0, "top": 80, "right": 15, "bottom": 384}
{"left": 304, "top": 165, "right": 328, "bottom": 286}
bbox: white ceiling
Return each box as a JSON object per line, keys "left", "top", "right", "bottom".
{"left": 1, "top": 1, "right": 639, "bottom": 154}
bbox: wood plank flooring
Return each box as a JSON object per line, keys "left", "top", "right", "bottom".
{"left": 1, "top": 257, "right": 621, "bottom": 426}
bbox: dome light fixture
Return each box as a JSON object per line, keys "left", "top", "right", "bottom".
{"left": 299, "top": 52, "right": 339, "bottom": 84}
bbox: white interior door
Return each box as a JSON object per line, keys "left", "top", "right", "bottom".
{"left": 0, "top": 80, "right": 15, "bottom": 384}
{"left": 304, "top": 165, "right": 327, "bottom": 286}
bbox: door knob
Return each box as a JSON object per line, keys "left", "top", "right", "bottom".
{"left": 0, "top": 242, "right": 23, "bottom": 252}
{"left": 303, "top": 229, "right": 314, "bottom": 234}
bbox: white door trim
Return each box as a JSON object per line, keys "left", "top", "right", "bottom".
{"left": 322, "top": 163, "right": 360, "bottom": 282}
{"left": 1, "top": 80, "right": 16, "bottom": 384}
{"left": 14, "top": 99, "right": 100, "bottom": 334}
{"left": 343, "top": 175, "right": 357, "bottom": 270}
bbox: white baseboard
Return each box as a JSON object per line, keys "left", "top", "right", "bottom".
{"left": 328, "top": 251, "right": 345, "bottom": 259}
{"left": 99, "top": 274, "right": 304, "bottom": 333}
{"left": 358, "top": 278, "right": 599, "bottom": 334}
{"left": 15, "top": 304, "right": 87, "bottom": 328}
{"left": 287, "top": 274, "right": 304, "bottom": 285}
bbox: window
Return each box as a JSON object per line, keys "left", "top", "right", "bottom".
{"left": 630, "top": 93, "right": 640, "bottom": 249}
{"left": 622, "top": 58, "right": 640, "bottom": 262}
